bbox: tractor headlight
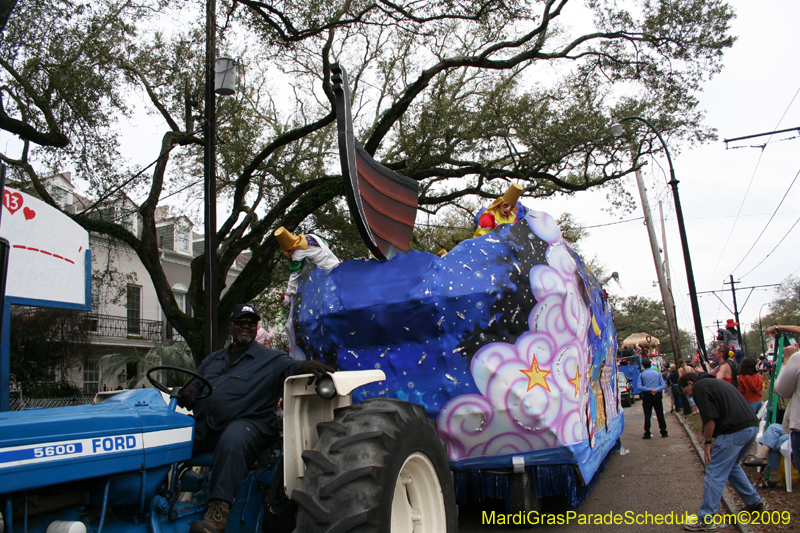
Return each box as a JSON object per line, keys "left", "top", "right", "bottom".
{"left": 315, "top": 376, "right": 337, "bottom": 400}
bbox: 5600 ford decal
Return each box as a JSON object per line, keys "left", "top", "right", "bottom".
{"left": 0, "top": 427, "right": 192, "bottom": 468}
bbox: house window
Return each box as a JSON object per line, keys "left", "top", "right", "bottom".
{"left": 50, "top": 186, "right": 68, "bottom": 207}
{"left": 83, "top": 359, "right": 100, "bottom": 394}
{"left": 91, "top": 278, "right": 101, "bottom": 313}
{"left": 175, "top": 224, "right": 190, "bottom": 253}
{"left": 167, "top": 285, "right": 190, "bottom": 341}
{"left": 127, "top": 285, "right": 141, "bottom": 335}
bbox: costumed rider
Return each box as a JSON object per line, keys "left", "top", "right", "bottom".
{"left": 179, "top": 304, "right": 335, "bottom": 533}
{"left": 473, "top": 183, "right": 524, "bottom": 238}
{"left": 275, "top": 226, "right": 341, "bottom": 359}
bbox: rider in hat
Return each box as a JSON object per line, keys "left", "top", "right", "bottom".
{"left": 722, "top": 318, "right": 743, "bottom": 365}
{"left": 274, "top": 227, "right": 340, "bottom": 302}
{"left": 473, "top": 183, "right": 524, "bottom": 238}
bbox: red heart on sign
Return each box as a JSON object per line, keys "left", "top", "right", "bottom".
{"left": 3, "top": 191, "right": 23, "bottom": 214}
{"left": 23, "top": 207, "right": 36, "bottom": 220}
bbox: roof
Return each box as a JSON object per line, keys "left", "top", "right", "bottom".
{"left": 620, "top": 332, "right": 660, "bottom": 348}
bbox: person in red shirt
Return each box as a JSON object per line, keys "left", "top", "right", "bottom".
{"left": 737, "top": 357, "right": 764, "bottom": 415}
{"left": 473, "top": 183, "right": 523, "bottom": 238}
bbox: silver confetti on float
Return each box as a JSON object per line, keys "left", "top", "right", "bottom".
{"left": 513, "top": 262, "right": 521, "bottom": 274}
{"left": 418, "top": 354, "right": 427, "bottom": 364}
{"left": 404, "top": 326, "right": 410, "bottom": 331}
{"left": 378, "top": 389, "right": 388, "bottom": 395}
{"left": 380, "top": 348, "right": 390, "bottom": 358}
{"left": 371, "top": 314, "right": 375, "bottom": 320}
{"left": 480, "top": 249, "right": 488, "bottom": 256}
{"left": 445, "top": 374, "right": 460, "bottom": 387}
{"left": 456, "top": 312, "right": 465, "bottom": 319}
{"left": 348, "top": 350, "right": 359, "bottom": 359}
{"left": 350, "top": 332, "right": 356, "bottom": 335}
{"left": 453, "top": 346, "right": 465, "bottom": 353}
{"left": 486, "top": 238, "right": 500, "bottom": 243}
{"left": 462, "top": 263, "right": 472, "bottom": 271}
{"left": 556, "top": 347, "right": 570, "bottom": 375}
{"left": 474, "top": 412, "right": 486, "bottom": 432}
{"left": 436, "top": 316, "right": 444, "bottom": 327}
{"left": 488, "top": 316, "right": 496, "bottom": 327}
{"left": 513, "top": 416, "right": 542, "bottom": 432}
{"left": 490, "top": 274, "right": 496, "bottom": 283}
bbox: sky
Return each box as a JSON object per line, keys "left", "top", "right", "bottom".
{"left": 535, "top": 0, "right": 800, "bottom": 349}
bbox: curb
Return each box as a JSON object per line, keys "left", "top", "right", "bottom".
{"left": 675, "top": 411, "right": 752, "bottom": 533}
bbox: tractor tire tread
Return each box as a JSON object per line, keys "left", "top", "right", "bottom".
{"left": 294, "top": 398, "right": 457, "bottom": 533}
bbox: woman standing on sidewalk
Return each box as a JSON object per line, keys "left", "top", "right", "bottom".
{"left": 667, "top": 364, "right": 682, "bottom": 413}
{"left": 738, "top": 358, "right": 764, "bottom": 415}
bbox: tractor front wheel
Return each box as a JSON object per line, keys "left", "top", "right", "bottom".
{"left": 293, "top": 398, "right": 457, "bottom": 533}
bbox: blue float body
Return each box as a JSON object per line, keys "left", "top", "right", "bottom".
{"left": 0, "top": 389, "right": 194, "bottom": 496}
{"left": 293, "top": 212, "right": 623, "bottom": 493}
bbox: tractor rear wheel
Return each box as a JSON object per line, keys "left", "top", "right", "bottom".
{"left": 292, "top": 398, "right": 457, "bottom": 533}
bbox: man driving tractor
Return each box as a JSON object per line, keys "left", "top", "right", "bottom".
{"left": 179, "top": 304, "right": 335, "bottom": 533}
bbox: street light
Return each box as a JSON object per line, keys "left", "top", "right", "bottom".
{"left": 204, "top": 0, "right": 239, "bottom": 355}
{"left": 611, "top": 116, "right": 708, "bottom": 364}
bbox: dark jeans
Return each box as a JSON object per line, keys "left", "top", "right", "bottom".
{"left": 670, "top": 384, "right": 682, "bottom": 411}
{"left": 793, "top": 432, "right": 800, "bottom": 476}
{"left": 642, "top": 391, "right": 667, "bottom": 435}
{"left": 194, "top": 417, "right": 274, "bottom": 504}
{"left": 681, "top": 392, "right": 692, "bottom": 416}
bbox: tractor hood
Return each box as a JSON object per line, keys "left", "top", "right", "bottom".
{"left": 0, "top": 389, "right": 194, "bottom": 494}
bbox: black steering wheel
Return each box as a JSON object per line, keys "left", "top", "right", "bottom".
{"left": 146, "top": 365, "right": 213, "bottom": 400}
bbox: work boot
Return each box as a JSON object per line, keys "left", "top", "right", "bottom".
{"left": 190, "top": 499, "right": 229, "bottom": 533}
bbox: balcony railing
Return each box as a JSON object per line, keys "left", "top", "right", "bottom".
{"left": 87, "top": 313, "right": 164, "bottom": 342}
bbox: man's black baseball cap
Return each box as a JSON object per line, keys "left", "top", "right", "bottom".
{"left": 230, "top": 304, "right": 261, "bottom": 321}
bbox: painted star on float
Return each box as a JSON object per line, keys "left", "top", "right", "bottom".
{"left": 520, "top": 354, "right": 551, "bottom": 392}
{"left": 569, "top": 368, "right": 581, "bottom": 397}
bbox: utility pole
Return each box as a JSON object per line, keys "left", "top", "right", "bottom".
{"left": 724, "top": 276, "right": 743, "bottom": 356}
{"left": 203, "top": 0, "right": 218, "bottom": 355}
{"left": 634, "top": 170, "right": 682, "bottom": 362}
{"left": 659, "top": 201, "right": 679, "bottom": 352}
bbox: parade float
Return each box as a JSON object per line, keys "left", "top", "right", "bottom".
{"left": 290, "top": 64, "right": 624, "bottom": 515}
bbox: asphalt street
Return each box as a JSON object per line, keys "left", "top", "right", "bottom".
{"left": 458, "top": 400, "right": 712, "bottom": 532}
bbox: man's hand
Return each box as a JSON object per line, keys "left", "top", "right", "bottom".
{"left": 178, "top": 384, "right": 198, "bottom": 410}
{"left": 704, "top": 443, "right": 713, "bottom": 465}
{"left": 298, "top": 360, "right": 336, "bottom": 380}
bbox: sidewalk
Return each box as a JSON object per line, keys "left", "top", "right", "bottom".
{"left": 458, "top": 400, "right": 732, "bottom": 531}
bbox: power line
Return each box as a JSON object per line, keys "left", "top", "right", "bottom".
{"left": 706, "top": 85, "right": 800, "bottom": 289}
{"left": 739, "top": 210, "right": 800, "bottom": 279}
{"left": 584, "top": 217, "right": 643, "bottom": 229}
{"left": 731, "top": 164, "right": 800, "bottom": 275}
{"left": 703, "top": 147, "right": 765, "bottom": 289}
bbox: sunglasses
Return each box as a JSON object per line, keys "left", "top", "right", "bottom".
{"left": 231, "top": 318, "right": 258, "bottom": 327}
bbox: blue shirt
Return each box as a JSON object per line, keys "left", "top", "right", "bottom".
{"left": 192, "top": 342, "right": 300, "bottom": 436}
{"left": 637, "top": 367, "right": 666, "bottom": 393}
